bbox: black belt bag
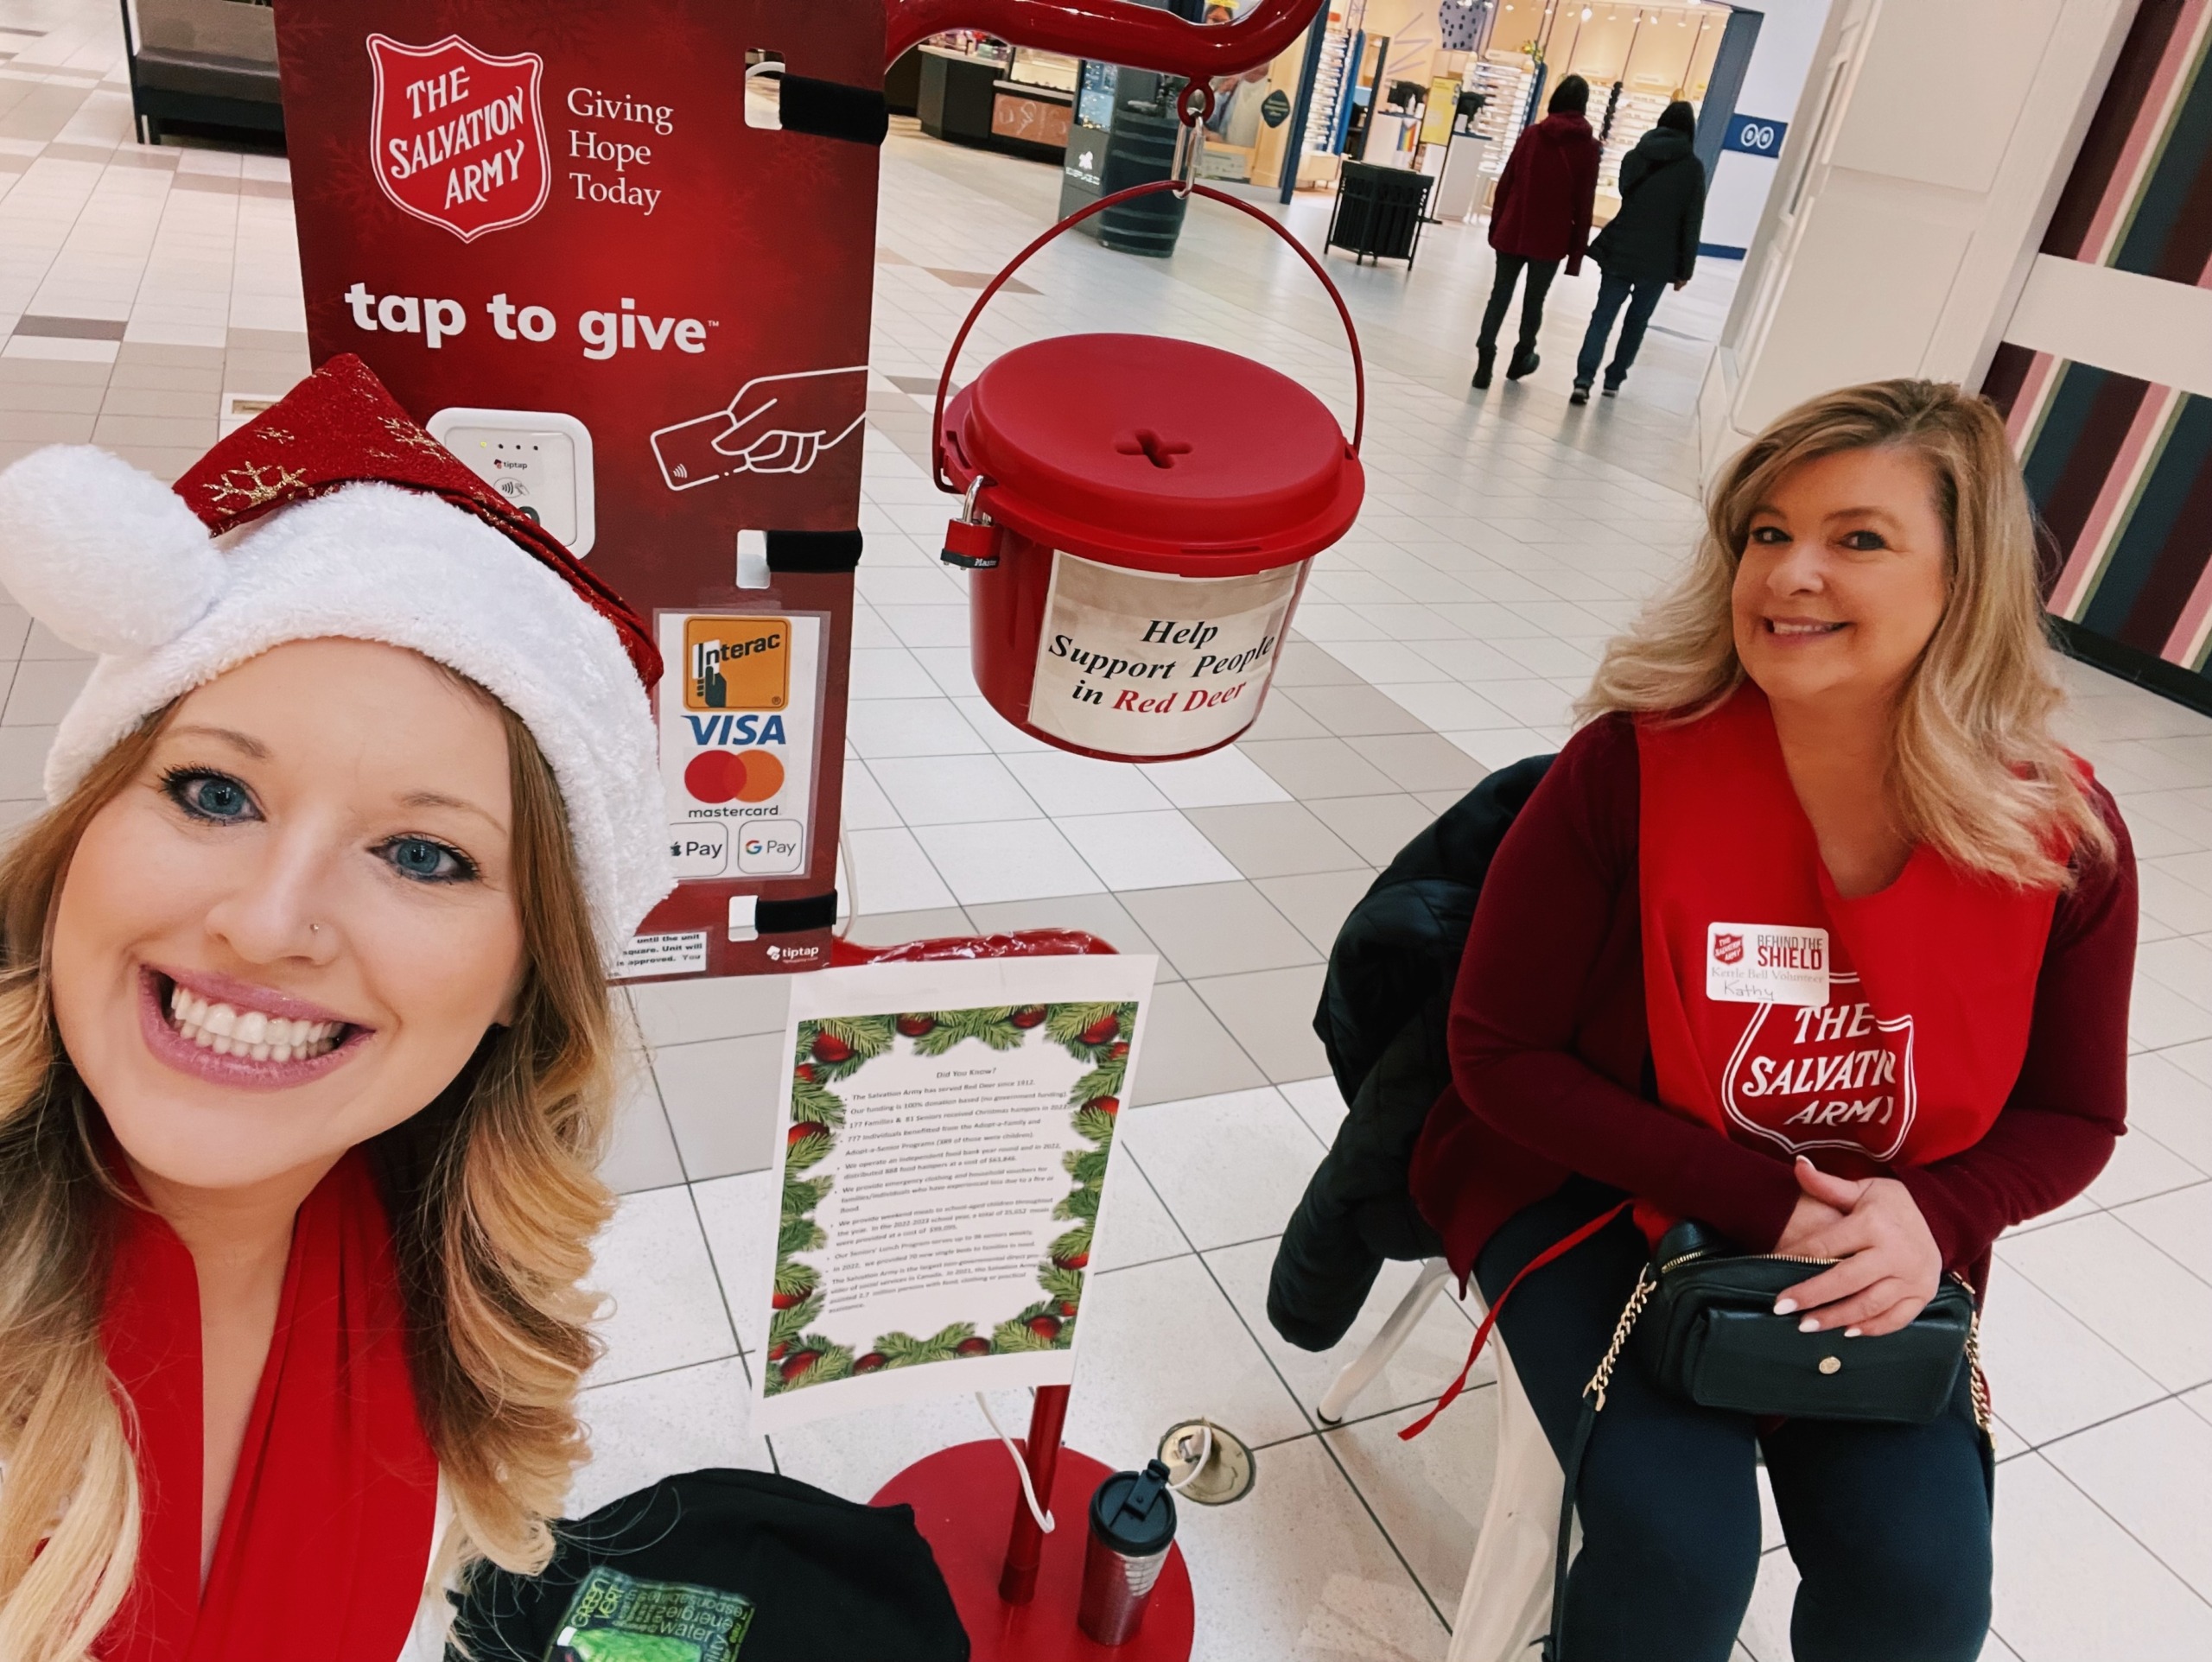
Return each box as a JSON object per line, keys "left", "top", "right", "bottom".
{"left": 1543, "top": 1217, "right": 1990, "bottom": 1662}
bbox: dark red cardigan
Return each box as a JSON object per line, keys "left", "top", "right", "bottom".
{"left": 1409, "top": 714, "right": 2138, "bottom": 1297}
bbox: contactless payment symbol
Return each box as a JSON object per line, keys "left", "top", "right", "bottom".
{"left": 367, "top": 34, "right": 550, "bottom": 243}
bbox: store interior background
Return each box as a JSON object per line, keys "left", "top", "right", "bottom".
{"left": 4, "top": 0, "right": 2212, "bottom": 1658}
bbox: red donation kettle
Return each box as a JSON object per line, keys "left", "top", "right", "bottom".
{"left": 933, "top": 181, "right": 1365, "bottom": 764}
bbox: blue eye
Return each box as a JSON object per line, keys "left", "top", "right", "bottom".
{"left": 162, "top": 769, "right": 259, "bottom": 822}
{"left": 380, "top": 836, "right": 475, "bottom": 884}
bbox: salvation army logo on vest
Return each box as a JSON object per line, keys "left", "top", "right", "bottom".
{"left": 1718, "top": 971, "right": 1918, "bottom": 1164}
{"left": 367, "top": 34, "right": 550, "bottom": 243}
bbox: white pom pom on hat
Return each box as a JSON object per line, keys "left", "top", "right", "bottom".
{"left": 0, "top": 446, "right": 226, "bottom": 655}
{"left": 0, "top": 355, "right": 672, "bottom": 966}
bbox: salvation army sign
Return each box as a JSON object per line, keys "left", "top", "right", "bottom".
{"left": 368, "top": 34, "right": 550, "bottom": 242}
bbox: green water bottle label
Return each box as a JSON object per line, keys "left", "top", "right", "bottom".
{"left": 547, "top": 1566, "right": 756, "bottom": 1662}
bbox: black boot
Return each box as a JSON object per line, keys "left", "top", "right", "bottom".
{"left": 1471, "top": 346, "right": 1497, "bottom": 390}
{"left": 1506, "top": 347, "right": 1541, "bottom": 381}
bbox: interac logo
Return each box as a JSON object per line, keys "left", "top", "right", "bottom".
{"left": 683, "top": 617, "right": 789, "bottom": 712}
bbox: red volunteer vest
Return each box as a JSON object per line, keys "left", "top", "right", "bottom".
{"left": 1637, "top": 687, "right": 2059, "bottom": 1197}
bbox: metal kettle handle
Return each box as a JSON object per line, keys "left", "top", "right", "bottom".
{"left": 929, "top": 178, "right": 1367, "bottom": 496}
{"left": 886, "top": 0, "right": 1321, "bottom": 79}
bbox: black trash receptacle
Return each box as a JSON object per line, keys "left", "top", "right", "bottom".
{"left": 1097, "top": 107, "right": 1189, "bottom": 257}
{"left": 1326, "top": 161, "right": 1434, "bottom": 267}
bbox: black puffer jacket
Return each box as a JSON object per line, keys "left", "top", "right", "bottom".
{"left": 1589, "top": 126, "right": 1705, "bottom": 284}
{"left": 1266, "top": 755, "right": 1553, "bottom": 1352}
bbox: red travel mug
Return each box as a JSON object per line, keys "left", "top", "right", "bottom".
{"left": 1077, "top": 1459, "right": 1177, "bottom": 1646}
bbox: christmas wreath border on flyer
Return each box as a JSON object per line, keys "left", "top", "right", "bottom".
{"left": 766, "top": 1000, "right": 1137, "bottom": 1394}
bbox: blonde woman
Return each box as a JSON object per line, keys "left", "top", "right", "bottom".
{"left": 1412, "top": 380, "right": 2133, "bottom": 1660}
{"left": 0, "top": 356, "right": 671, "bottom": 1662}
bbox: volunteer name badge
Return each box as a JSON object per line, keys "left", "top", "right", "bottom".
{"left": 1706, "top": 922, "right": 1829, "bottom": 1006}
{"left": 1027, "top": 551, "right": 1300, "bottom": 757}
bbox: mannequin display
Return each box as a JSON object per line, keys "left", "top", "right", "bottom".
{"left": 0, "top": 355, "right": 671, "bottom": 1662}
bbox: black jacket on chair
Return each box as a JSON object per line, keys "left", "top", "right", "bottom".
{"left": 1588, "top": 127, "right": 1706, "bottom": 285}
{"left": 1267, "top": 755, "right": 1553, "bottom": 1352}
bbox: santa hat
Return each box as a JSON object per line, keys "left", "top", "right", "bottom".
{"left": 0, "top": 354, "right": 670, "bottom": 965}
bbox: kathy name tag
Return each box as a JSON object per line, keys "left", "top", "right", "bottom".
{"left": 1706, "top": 922, "right": 1830, "bottom": 1006}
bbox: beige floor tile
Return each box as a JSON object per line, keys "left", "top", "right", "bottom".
{"left": 1191, "top": 963, "right": 1333, "bottom": 1083}
{"left": 1307, "top": 792, "right": 1439, "bottom": 864}
{"left": 1279, "top": 679, "right": 1432, "bottom": 737}
{"left": 1363, "top": 729, "right": 1490, "bottom": 793}
{"left": 1130, "top": 980, "right": 1268, "bottom": 1105}
{"left": 1120, "top": 879, "right": 1320, "bottom": 980}
{"left": 651, "top": 1031, "right": 785, "bottom": 1181}
{"left": 1239, "top": 734, "right": 1402, "bottom": 798}
{"left": 1273, "top": 636, "right": 1363, "bottom": 687}
{"left": 1258, "top": 867, "right": 1376, "bottom": 955}
{"left": 1185, "top": 800, "right": 1368, "bottom": 878}
{"left": 1242, "top": 691, "right": 1330, "bottom": 741}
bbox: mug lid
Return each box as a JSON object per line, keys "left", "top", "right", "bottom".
{"left": 944, "top": 333, "right": 1362, "bottom": 576}
{"left": 1089, "top": 1459, "right": 1178, "bottom": 1556}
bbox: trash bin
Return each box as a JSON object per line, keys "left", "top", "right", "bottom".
{"left": 1325, "top": 160, "right": 1434, "bottom": 267}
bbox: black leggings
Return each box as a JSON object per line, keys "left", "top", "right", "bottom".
{"left": 1476, "top": 1179, "right": 1994, "bottom": 1662}
{"left": 1478, "top": 252, "right": 1560, "bottom": 357}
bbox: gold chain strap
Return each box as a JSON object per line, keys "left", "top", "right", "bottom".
{"left": 1960, "top": 1276, "right": 1995, "bottom": 1449}
{"left": 1582, "top": 1266, "right": 1655, "bottom": 1413}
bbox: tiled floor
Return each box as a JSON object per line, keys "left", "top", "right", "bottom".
{"left": 7, "top": 5, "right": 2212, "bottom": 1657}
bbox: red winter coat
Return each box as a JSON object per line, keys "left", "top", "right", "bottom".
{"left": 1488, "top": 111, "right": 1601, "bottom": 271}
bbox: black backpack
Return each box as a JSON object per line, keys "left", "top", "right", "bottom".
{"left": 448, "top": 1469, "right": 970, "bottom": 1661}
{"left": 1266, "top": 754, "right": 1554, "bottom": 1352}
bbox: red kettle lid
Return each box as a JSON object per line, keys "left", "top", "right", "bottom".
{"left": 942, "top": 333, "right": 1363, "bottom": 576}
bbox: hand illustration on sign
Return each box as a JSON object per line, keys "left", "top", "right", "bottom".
{"left": 651, "top": 365, "right": 868, "bottom": 491}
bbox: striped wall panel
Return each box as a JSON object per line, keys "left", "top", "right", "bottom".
{"left": 1981, "top": 0, "right": 2212, "bottom": 702}
{"left": 2041, "top": 0, "right": 2212, "bottom": 282}
{"left": 1986, "top": 344, "right": 2212, "bottom": 683}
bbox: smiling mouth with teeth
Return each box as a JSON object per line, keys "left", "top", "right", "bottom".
{"left": 165, "top": 981, "right": 350, "bottom": 1063}
{"left": 1767, "top": 619, "right": 1847, "bottom": 636}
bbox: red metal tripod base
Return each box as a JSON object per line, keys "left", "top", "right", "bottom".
{"left": 874, "top": 1441, "right": 1195, "bottom": 1661}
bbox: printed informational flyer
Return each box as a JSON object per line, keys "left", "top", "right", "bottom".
{"left": 750, "top": 954, "right": 1156, "bottom": 1433}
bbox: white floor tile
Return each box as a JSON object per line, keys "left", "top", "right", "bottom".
{"left": 842, "top": 825, "right": 958, "bottom": 912}
{"left": 1977, "top": 1268, "right": 2166, "bottom": 1446}
{"left": 1140, "top": 745, "right": 1295, "bottom": 807}
{"left": 867, "top": 751, "right": 1042, "bottom": 825}
{"left": 1057, "top": 808, "right": 1244, "bottom": 891}
{"left": 690, "top": 1169, "right": 776, "bottom": 1356}
{"left": 2044, "top": 1399, "right": 2212, "bottom": 1602}
{"left": 1999, "top": 1214, "right": 2212, "bottom": 1392}
{"left": 571, "top": 1357, "right": 772, "bottom": 1518}
{"left": 910, "top": 816, "right": 1103, "bottom": 904}
{"left": 584, "top": 1186, "right": 738, "bottom": 1387}
{"left": 1993, "top": 1453, "right": 2212, "bottom": 1661}
{"left": 1122, "top": 1086, "right": 1325, "bottom": 1251}
{"left": 1004, "top": 746, "right": 1176, "bottom": 816}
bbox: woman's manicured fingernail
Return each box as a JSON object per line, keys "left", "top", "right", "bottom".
{"left": 1773, "top": 1298, "right": 1798, "bottom": 1315}
{"left": 1798, "top": 1315, "right": 1820, "bottom": 1333}
{"left": 1845, "top": 1326, "right": 1863, "bottom": 1339}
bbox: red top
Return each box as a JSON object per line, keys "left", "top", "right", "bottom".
{"left": 1409, "top": 711, "right": 2136, "bottom": 1297}
{"left": 1487, "top": 112, "right": 1602, "bottom": 271}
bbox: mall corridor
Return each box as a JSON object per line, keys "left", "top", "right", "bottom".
{"left": 3, "top": 1, "right": 2212, "bottom": 1659}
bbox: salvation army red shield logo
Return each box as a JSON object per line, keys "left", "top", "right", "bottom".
{"left": 367, "top": 34, "right": 550, "bottom": 243}
{"left": 1712, "top": 932, "right": 1744, "bottom": 966}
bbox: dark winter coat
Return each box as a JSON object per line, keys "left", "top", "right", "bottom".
{"left": 1488, "top": 111, "right": 1602, "bottom": 271}
{"left": 1589, "top": 126, "right": 1706, "bottom": 285}
{"left": 1267, "top": 756, "right": 1554, "bottom": 1352}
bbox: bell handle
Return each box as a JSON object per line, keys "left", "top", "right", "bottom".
{"left": 931, "top": 179, "right": 1366, "bottom": 498}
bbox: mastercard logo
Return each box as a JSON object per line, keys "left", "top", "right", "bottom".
{"left": 683, "top": 748, "right": 785, "bottom": 805}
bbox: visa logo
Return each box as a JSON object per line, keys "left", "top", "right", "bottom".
{"left": 683, "top": 713, "right": 788, "bottom": 745}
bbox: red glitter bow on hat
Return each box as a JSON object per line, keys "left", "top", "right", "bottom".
{"left": 172, "top": 353, "right": 661, "bottom": 687}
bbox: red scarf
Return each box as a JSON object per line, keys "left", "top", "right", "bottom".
{"left": 99, "top": 1151, "right": 440, "bottom": 1662}
{"left": 1637, "top": 687, "right": 2060, "bottom": 1210}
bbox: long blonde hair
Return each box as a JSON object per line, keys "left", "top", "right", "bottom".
{"left": 1582, "top": 377, "right": 2112, "bottom": 887}
{"left": 0, "top": 693, "right": 618, "bottom": 1662}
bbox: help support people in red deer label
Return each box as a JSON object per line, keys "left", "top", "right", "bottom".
{"left": 1027, "top": 552, "right": 1301, "bottom": 757}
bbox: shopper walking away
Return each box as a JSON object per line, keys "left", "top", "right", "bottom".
{"left": 1573, "top": 99, "right": 1706, "bottom": 404}
{"left": 1473, "top": 74, "right": 1600, "bottom": 389}
{"left": 1410, "top": 379, "right": 2133, "bottom": 1662}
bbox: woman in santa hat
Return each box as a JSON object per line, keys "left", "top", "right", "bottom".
{"left": 0, "top": 355, "right": 671, "bottom": 1662}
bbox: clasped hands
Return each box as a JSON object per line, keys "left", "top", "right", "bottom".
{"left": 1771, "top": 1156, "right": 1942, "bottom": 1338}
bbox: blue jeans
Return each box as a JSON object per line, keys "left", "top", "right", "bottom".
{"left": 1575, "top": 271, "right": 1669, "bottom": 389}
{"left": 1477, "top": 1179, "right": 1994, "bottom": 1662}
